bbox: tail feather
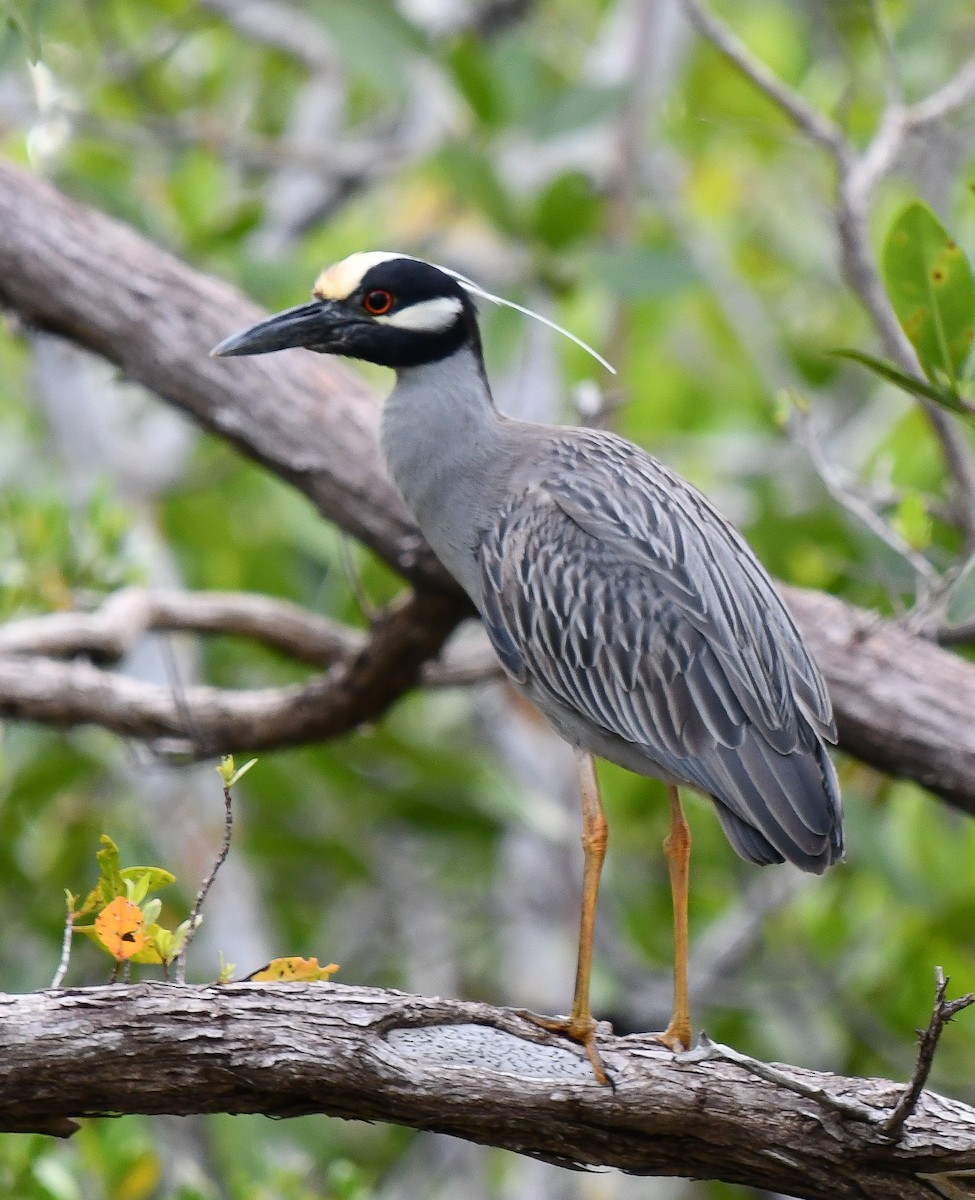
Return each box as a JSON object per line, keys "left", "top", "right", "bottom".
{"left": 706, "top": 735, "right": 843, "bottom": 875}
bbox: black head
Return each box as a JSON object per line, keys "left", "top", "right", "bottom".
{"left": 212, "top": 252, "right": 482, "bottom": 369}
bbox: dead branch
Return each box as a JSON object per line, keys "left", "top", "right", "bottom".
{"left": 884, "top": 968, "right": 975, "bottom": 1139}
{"left": 2, "top": 160, "right": 975, "bottom": 802}
{"left": 0, "top": 586, "right": 501, "bottom": 686}
{"left": 2, "top": 583, "right": 975, "bottom": 811}
{"left": 0, "top": 591, "right": 466, "bottom": 756}
{"left": 0, "top": 159, "right": 447, "bottom": 591}
{"left": 0, "top": 587, "right": 359, "bottom": 666}
{"left": 1, "top": 982, "right": 973, "bottom": 1200}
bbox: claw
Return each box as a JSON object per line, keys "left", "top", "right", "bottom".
{"left": 524, "top": 1011, "right": 611, "bottom": 1086}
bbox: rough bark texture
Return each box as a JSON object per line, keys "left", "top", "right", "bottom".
{"left": 778, "top": 586, "right": 975, "bottom": 812}
{"left": 1, "top": 982, "right": 974, "bottom": 1200}
{"left": 0, "top": 591, "right": 467, "bottom": 755}
{"left": 4, "top": 158, "right": 975, "bottom": 1199}
{"left": 1, "top": 160, "right": 975, "bottom": 805}
{"left": 0, "top": 159, "right": 448, "bottom": 590}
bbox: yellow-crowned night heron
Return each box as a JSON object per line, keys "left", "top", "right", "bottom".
{"left": 214, "top": 252, "right": 843, "bottom": 1081}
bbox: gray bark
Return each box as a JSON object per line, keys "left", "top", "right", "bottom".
{"left": 1, "top": 982, "right": 973, "bottom": 1200}
{"left": 2, "top": 160, "right": 975, "bottom": 804}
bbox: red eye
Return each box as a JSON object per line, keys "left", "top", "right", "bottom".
{"left": 363, "top": 289, "right": 394, "bottom": 315}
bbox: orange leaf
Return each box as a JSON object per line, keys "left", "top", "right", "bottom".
{"left": 95, "top": 896, "right": 146, "bottom": 961}
{"left": 245, "top": 956, "right": 339, "bottom": 983}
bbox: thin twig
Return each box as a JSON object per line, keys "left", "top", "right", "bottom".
{"left": 789, "top": 401, "right": 938, "bottom": 598}
{"left": 905, "top": 53, "right": 975, "bottom": 128}
{"left": 680, "top": 0, "right": 975, "bottom": 551}
{"left": 50, "top": 899, "right": 74, "bottom": 988}
{"left": 174, "top": 777, "right": 234, "bottom": 985}
{"left": 884, "top": 967, "right": 975, "bottom": 1139}
{"left": 339, "top": 534, "right": 380, "bottom": 623}
{"left": 678, "top": 0, "right": 841, "bottom": 152}
{"left": 673, "top": 1034, "right": 883, "bottom": 1124}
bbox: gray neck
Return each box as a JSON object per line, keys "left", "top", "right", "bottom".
{"left": 380, "top": 345, "right": 506, "bottom": 597}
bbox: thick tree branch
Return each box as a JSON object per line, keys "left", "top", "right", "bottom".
{"left": 2, "top": 159, "right": 975, "bottom": 801}
{"left": 0, "top": 591, "right": 466, "bottom": 756}
{"left": 0, "top": 586, "right": 500, "bottom": 684}
{"left": 0, "top": 584, "right": 974, "bottom": 811}
{"left": 1, "top": 982, "right": 973, "bottom": 1200}
{"left": 0, "top": 159, "right": 449, "bottom": 592}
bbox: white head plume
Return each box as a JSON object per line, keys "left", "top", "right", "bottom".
{"left": 438, "top": 263, "right": 617, "bottom": 377}
{"left": 322, "top": 251, "right": 616, "bottom": 376}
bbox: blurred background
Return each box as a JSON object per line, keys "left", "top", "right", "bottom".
{"left": 1, "top": 1, "right": 975, "bottom": 1197}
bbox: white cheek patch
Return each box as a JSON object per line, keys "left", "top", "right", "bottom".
{"left": 375, "top": 295, "right": 464, "bottom": 333}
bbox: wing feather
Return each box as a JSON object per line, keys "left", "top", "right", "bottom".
{"left": 477, "top": 428, "right": 842, "bottom": 871}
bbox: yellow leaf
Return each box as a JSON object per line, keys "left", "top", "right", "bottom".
{"left": 245, "top": 956, "right": 339, "bottom": 982}
{"left": 94, "top": 896, "right": 146, "bottom": 961}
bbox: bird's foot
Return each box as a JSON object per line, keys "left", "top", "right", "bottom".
{"left": 645, "top": 1016, "right": 692, "bottom": 1054}
{"left": 521, "top": 1010, "right": 612, "bottom": 1086}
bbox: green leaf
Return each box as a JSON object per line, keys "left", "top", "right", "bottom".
{"left": 882, "top": 201, "right": 975, "bottom": 382}
{"left": 448, "top": 36, "right": 501, "bottom": 127}
{"left": 532, "top": 172, "right": 601, "bottom": 250}
{"left": 891, "top": 490, "right": 932, "bottom": 552}
{"left": 120, "top": 866, "right": 176, "bottom": 893}
{"left": 129, "top": 924, "right": 164, "bottom": 965}
{"left": 227, "top": 757, "right": 258, "bottom": 787}
{"left": 832, "top": 348, "right": 975, "bottom": 414}
{"left": 96, "top": 835, "right": 125, "bottom": 902}
{"left": 217, "top": 755, "right": 257, "bottom": 787}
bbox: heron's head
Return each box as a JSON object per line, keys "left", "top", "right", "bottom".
{"left": 212, "top": 252, "right": 480, "bottom": 369}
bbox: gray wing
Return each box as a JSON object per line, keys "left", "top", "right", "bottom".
{"left": 477, "top": 429, "right": 842, "bottom": 874}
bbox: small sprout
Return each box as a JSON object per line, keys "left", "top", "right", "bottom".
{"left": 216, "top": 755, "right": 258, "bottom": 788}
{"left": 217, "top": 952, "right": 237, "bottom": 984}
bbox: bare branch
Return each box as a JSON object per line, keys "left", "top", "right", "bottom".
{"left": 678, "top": 1, "right": 975, "bottom": 550}
{"left": 0, "top": 588, "right": 360, "bottom": 667}
{"left": 0, "top": 591, "right": 467, "bottom": 757}
{"left": 3, "top": 161, "right": 975, "bottom": 805}
{"left": 677, "top": 1034, "right": 881, "bottom": 1123}
{"left": 175, "top": 778, "right": 235, "bottom": 983}
{"left": 0, "top": 586, "right": 500, "bottom": 686}
{"left": 0, "top": 585, "right": 974, "bottom": 813}
{"left": 884, "top": 967, "right": 975, "bottom": 1140}
{"left": 2, "top": 982, "right": 975, "bottom": 1199}
{"left": 678, "top": 0, "right": 842, "bottom": 152}
{"left": 50, "top": 900, "right": 74, "bottom": 990}
{"left": 905, "top": 54, "right": 975, "bottom": 129}
{"left": 789, "top": 403, "right": 937, "bottom": 598}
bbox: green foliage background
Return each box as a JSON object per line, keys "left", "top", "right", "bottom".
{"left": 1, "top": 1, "right": 975, "bottom": 1197}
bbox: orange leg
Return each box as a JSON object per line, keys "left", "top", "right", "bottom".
{"left": 528, "top": 749, "right": 610, "bottom": 1084}
{"left": 658, "top": 784, "right": 692, "bottom": 1051}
